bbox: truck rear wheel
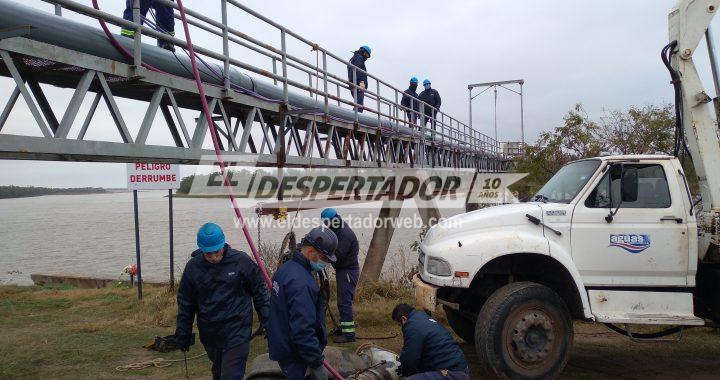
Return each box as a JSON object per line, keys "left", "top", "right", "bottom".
{"left": 444, "top": 305, "right": 476, "bottom": 343}
{"left": 475, "top": 282, "right": 573, "bottom": 379}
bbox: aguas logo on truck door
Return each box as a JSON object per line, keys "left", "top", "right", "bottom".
{"left": 609, "top": 234, "right": 651, "bottom": 254}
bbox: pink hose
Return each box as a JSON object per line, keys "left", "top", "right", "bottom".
{"left": 172, "top": 1, "right": 343, "bottom": 379}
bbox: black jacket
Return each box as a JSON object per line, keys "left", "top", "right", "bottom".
{"left": 401, "top": 86, "right": 420, "bottom": 112}
{"left": 174, "top": 244, "right": 270, "bottom": 349}
{"left": 347, "top": 51, "right": 368, "bottom": 85}
{"left": 331, "top": 219, "right": 359, "bottom": 270}
{"left": 418, "top": 88, "right": 442, "bottom": 115}
{"left": 400, "top": 310, "right": 469, "bottom": 376}
{"left": 268, "top": 250, "right": 327, "bottom": 369}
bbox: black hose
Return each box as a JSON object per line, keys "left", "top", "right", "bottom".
{"left": 661, "top": 40, "right": 691, "bottom": 159}
{"left": 604, "top": 323, "right": 685, "bottom": 339}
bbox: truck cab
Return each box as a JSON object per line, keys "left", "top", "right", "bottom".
{"left": 414, "top": 155, "right": 716, "bottom": 378}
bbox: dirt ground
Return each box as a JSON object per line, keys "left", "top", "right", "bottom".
{"left": 0, "top": 285, "right": 719, "bottom": 379}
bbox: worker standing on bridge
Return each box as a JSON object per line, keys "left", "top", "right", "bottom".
{"left": 268, "top": 226, "right": 338, "bottom": 380}
{"left": 392, "top": 303, "right": 470, "bottom": 379}
{"left": 347, "top": 45, "right": 371, "bottom": 113}
{"left": 174, "top": 222, "right": 270, "bottom": 379}
{"left": 401, "top": 77, "right": 421, "bottom": 126}
{"left": 121, "top": 0, "right": 176, "bottom": 52}
{"left": 321, "top": 208, "right": 360, "bottom": 344}
{"left": 419, "top": 79, "right": 442, "bottom": 130}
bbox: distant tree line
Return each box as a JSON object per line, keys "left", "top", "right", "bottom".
{"left": 0, "top": 186, "right": 107, "bottom": 199}
{"left": 512, "top": 103, "right": 696, "bottom": 200}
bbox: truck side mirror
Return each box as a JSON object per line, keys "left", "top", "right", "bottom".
{"left": 621, "top": 166, "right": 638, "bottom": 203}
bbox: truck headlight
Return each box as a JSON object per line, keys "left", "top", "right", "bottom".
{"left": 426, "top": 256, "right": 452, "bottom": 277}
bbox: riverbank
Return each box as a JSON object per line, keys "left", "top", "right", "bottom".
{"left": 1, "top": 284, "right": 719, "bottom": 379}
{"left": 0, "top": 186, "right": 108, "bottom": 199}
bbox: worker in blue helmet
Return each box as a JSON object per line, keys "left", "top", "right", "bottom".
{"left": 401, "top": 77, "right": 421, "bottom": 126}
{"left": 320, "top": 208, "right": 360, "bottom": 343}
{"left": 174, "top": 222, "right": 270, "bottom": 380}
{"left": 121, "top": 0, "right": 176, "bottom": 51}
{"left": 347, "top": 45, "right": 371, "bottom": 113}
{"left": 418, "top": 79, "right": 442, "bottom": 130}
{"left": 269, "top": 226, "right": 338, "bottom": 380}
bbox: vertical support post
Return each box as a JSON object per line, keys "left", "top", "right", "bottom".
{"left": 221, "top": 0, "right": 230, "bottom": 93}
{"left": 54, "top": 4, "right": 62, "bottom": 16}
{"left": 520, "top": 82, "right": 525, "bottom": 150}
{"left": 493, "top": 85, "right": 498, "bottom": 142}
{"left": 353, "top": 67, "right": 359, "bottom": 121}
{"left": 468, "top": 87, "right": 473, "bottom": 129}
{"left": 272, "top": 58, "right": 278, "bottom": 86}
{"left": 360, "top": 199, "right": 404, "bottom": 283}
{"left": 322, "top": 52, "right": 329, "bottom": 114}
{"left": 169, "top": 189, "right": 175, "bottom": 289}
{"left": 132, "top": 0, "right": 142, "bottom": 70}
{"left": 133, "top": 190, "right": 143, "bottom": 300}
{"left": 280, "top": 29, "right": 289, "bottom": 103}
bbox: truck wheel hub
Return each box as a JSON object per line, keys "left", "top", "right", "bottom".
{"left": 511, "top": 312, "right": 554, "bottom": 363}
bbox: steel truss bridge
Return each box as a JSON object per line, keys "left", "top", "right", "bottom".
{"left": 0, "top": 0, "right": 512, "bottom": 171}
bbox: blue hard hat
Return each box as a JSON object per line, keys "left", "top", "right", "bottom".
{"left": 321, "top": 208, "right": 338, "bottom": 221}
{"left": 197, "top": 222, "right": 226, "bottom": 253}
{"left": 410, "top": 77, "right": 419, "bottom": 84}
{"left": 302, "top": 226, "right": 338, "bottom": 262}
{"left": 360, "top": 45, "right": 371, "bottom": 56}
{"left": 423, "top": 79, "right": 431, "bottom": 85}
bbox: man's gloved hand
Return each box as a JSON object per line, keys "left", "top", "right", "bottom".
{"left": 180, "top": 345, "right": 190, "bottom": 352}
{"left": 359, "top": 81, "right": 366, "bottom": 90}
{"left": 310, "top": 365, "right": 328, "bottom": 380}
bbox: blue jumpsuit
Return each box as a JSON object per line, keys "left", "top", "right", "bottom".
{"left": 347, "top": 51, "right": 368, "bottom": 112}
{"left": 330, "top": 219, "right": 359, "bottom": 339}
{"left": 400, "top": 310, "right": 469, "bottom": 379}
{"left": 121, "top": 0, "right": 175, "bottom": 38}
{"left": 268, "top": 250, "right": 327, "bottom": 379}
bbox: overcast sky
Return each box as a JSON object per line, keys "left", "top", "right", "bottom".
{"left": 1, "top": 0, "right": 714, "bottom": 187}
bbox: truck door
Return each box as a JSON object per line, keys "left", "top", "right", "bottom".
{"left": 570, "top": 162, "right": 689, "bottom": 286}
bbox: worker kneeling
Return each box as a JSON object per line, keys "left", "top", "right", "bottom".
{"left": 392, "top": 303, "right": 470, "bottom": 379}
{"left": 268, "top": 226, "right": 338, "bottom": 380}
{"left": 174, "top": 223, "right": 270, "bottom": 380}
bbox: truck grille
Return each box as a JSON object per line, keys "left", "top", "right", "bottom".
{"left": 418, "top": 251, "right": 426, "bottom": 274}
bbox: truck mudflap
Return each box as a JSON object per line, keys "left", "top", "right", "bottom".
{"left": 412, "top": 274, "right": 439, "bottom": 312}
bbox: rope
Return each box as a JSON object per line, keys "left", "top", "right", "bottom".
{"left": 115, "top": 353, "right": 205, "bottom": 372}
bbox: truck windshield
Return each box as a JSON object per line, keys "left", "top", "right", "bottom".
{"left": 533, "top": 159, "right": 601, "bottom": 203}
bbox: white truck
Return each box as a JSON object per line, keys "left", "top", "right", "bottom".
{"left": 413, "top": 1, "right": 720, "bottom": 378}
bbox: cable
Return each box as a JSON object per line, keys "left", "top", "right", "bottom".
{"left": 603, "top": 323, "right": 685, "bottom": 339}
{"left": 173, "top": 1, "right": 343, "bottom": 378}
{"left": 115, "top": 353, "right": 205, "bottom": 371}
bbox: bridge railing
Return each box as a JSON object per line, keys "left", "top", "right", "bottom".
{"left": 43, "top": 0, "right": 501, "bottom": 156}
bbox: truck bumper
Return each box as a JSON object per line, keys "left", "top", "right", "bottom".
{"left": 412, "top": 274, "right": 440, "bottom": 312}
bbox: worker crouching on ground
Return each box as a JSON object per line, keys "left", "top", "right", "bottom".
{"left": 121, "top": 0, "right": 176, "bottom": 52}
{"left": 401, "top": 77, "right": 421, "bottom": 126}
{"left": 347, "top": 45, "right": 371, "bottom": 112}
{"left": 392, "top": 303, "right": 470, "bottom": 380}
{"left": 268, "top": 226, "right": 338, "bottom": 380}
{"left": 321, "top": 208, "right": 360, "bottom": 343}
{"left": 418, "top": 79, "right": 442, "bottom": 130}
{"left": 174, "top": 222, "right": 270, "bottom": 380}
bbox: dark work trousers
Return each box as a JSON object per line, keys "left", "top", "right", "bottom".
{"left": 122, "top": 0, "right": 175, "bottom": 36}
{"left": 203, "top": 343, "right": 250, "bottom": 380}
{"left": 336, "top": 268, "right": 359, "bottom": 338}
{"left": 406, "top": 111, "right": 418, "bottom": 126}
{"left": 423, "top": 111, "right": 438, "bottom": 131}
{"left": 408, "top": 370, "right": 470, "bottom": 380}
{"left": 351, "top": 88, "right": 365, "bottom": 112}
{"left": 279, "top": 359, "right": 307, "bottom": 380}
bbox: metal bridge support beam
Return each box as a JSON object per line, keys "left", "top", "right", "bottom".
{"left": 417, "top": 203, "right": 442, "bottom": 228}
{"left": 360, "top": 200, "right": 403, "bottom": 283}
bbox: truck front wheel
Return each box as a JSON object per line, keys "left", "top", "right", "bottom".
{"left": 444, "top": 305, "right": 476, "bottom": 343}
{"left": 475, "top": 282, "right": 573, "bottom": 379}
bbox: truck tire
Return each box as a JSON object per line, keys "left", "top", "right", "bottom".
{"left": 475, "top": 282, "right": 573, "bottom": 379}
{"left": 444, "top": 305, "right": 476, "bottom": 343}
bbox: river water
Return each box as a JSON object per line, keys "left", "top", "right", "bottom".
{"left": 0, "top": 192, "right": 464, "bottom": 285}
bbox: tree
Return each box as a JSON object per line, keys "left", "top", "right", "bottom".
{"left": 597, "top": 104, "right": 675, "bottom": 155}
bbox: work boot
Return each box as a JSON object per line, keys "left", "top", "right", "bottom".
{"left": 330, "top": 327, "right": 343, "bottom": 337}
{"left": 332, "top": 335, "right": 356, "bottom": 344}
{"left": 158, "top": 39, "right": 176, "bottom": 52}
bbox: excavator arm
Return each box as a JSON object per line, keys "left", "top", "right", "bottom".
{"left": 669, "top": 0, "right": 720, "bottom": 258}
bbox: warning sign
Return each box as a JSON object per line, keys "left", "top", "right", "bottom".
{"left": 127, "top": 163, "right": 180, "bottom": 190}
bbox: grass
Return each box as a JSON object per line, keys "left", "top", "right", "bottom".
{"left": 1, "top": 283, "right": 720, "bottom": 379}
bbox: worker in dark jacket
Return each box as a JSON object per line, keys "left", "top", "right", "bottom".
{"left": 174, "top": 222, "right": 270, "bottom": 380}
{"left": 321, "top": 208, "right": 360, "bottom": 343}
{"left": 347, "top": 45, "right": 371, "bottom": 112}
{"left": 269, "top": 226, "right": 338, "bottom": 380}
{"left": 401, "top": 77, "right": 420, "bottom": 126}
{"left": 418, "top": 79, "right": 442, "bottom": 130}
{"left": 121, "top": 0, "right": 176, "bottom": 51}
{"left": 392, "top": 303, "right": 469, "bottom": 379}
